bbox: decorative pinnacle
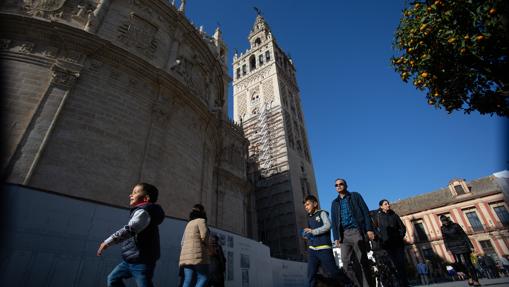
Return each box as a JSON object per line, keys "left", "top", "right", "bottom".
{"left": 253, "top": 7, "right": 262, "bottom": 15}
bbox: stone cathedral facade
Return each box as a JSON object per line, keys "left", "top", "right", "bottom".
{"left": 233, "top": 15, "right": 319, "bottom": 260}
{"left": 1, "top": 0, "right": 257, "bottom": 238}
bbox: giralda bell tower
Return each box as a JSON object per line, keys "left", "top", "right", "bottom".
{"left": 232, "top": 13, "right": 319, "bottom": 260}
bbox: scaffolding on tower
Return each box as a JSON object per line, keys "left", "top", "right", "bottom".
{"left": 257, "top": 102, "right": 273, "bottom": 176}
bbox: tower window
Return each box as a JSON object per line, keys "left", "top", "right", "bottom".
{"left": 249, "top": 55, "right": 256, "bottom": 71}
{"left": 242, "top": 64, "right": 247, "bottom": 75}
{"left": 236, "top": 68, "right": 240, "bottom": 79}
{"left": 259, "top": 54, "right": 264, "bottom": 66}
{"left": 265, "top": 51, "right": 271, "bottom": 61}
{"left": 255, "top": 38, "right": 261, "bottom": 45}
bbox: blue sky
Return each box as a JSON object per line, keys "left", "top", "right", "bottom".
{"left": 186, "top": 1, "right": 508, "bottom": 211}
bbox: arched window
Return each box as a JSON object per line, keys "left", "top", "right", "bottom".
{"left": 265, "top": 51, "right": 271, "bottom": 61}
{"left": 255, "top": 38, "right": 261, "bottom": 45}
{"left": 249, "top": 55, "right": 256, "bottom": 71}
{"left": 251, "top": 93, "right": 260, "bottom": 102}
{"left": 242, "top": 64, "right": 246, "bottom": 75}
{"left": 259, "top": 54, "right": 264, "bottom": 66}
{"left": 236, "top": 68, "right": 240, "bottom": 79}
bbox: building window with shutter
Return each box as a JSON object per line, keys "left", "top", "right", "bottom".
{"left": 492, "top": 203, "right": 509, "bottom": 226}
{"left": 464, "top": 209, "right": 484, "bottom": 232}
{"left": 412, "top": 220, "right": 428, "bottom": 242}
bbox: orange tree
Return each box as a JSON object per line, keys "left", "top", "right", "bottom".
{"left": 391, "top": 0, "right": 508, "bottom": 116}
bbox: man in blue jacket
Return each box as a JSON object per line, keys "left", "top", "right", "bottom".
{"left": 331, "top": 178, "right": 374, "bottom": 287}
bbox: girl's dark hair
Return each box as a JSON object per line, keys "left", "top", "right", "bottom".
{"left": 189, "top": 209, "right": 207, "bottom": 221}
{"left": 379, "top": 199, "right": 389, "bottom": 206}
{"left": 193, "top": 203, "right": 205, "bottom": 212}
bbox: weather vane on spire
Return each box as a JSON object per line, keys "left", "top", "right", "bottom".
{"left": 253, "top": 7, "right": 262, "bottom": 15}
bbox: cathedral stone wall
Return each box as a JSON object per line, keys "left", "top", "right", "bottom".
{"left": 1, "top": 0, "right": 254, "bottom": 237}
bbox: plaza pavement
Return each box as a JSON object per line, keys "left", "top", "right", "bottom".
{"left": 412, "top": 277, "right": 509, "bottom": 287}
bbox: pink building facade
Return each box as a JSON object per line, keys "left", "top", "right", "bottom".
{"left": 391, "top": 171, "right": 509, "bottom": 268}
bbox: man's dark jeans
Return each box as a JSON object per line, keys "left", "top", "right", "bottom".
{"left": 107, "top": 261, "right": 156, "bottom": 287}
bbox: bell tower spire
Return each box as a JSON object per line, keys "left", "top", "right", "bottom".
{"left": 248, "top": 10, "right": 273, "bottom": 48}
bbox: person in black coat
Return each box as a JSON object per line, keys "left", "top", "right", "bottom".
{"left": 207, "top": 234, "right": 226, "bottom": 287}
{"left": 374, "top": 199, "right": 408, "bottom": 287}
{"left": 440, "top": 215, "right": 480, "bottom": 286}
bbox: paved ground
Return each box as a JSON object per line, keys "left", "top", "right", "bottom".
{"left": 412, "top": 277, "right": 509, "bottom": 287}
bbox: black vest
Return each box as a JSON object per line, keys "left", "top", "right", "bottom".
{"left": 307, "top": 210, "right": 332, "bottom": 247}
{"left": 121, "top": 203, "right": 165, "bottom": 264}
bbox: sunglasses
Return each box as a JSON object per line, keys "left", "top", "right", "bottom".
{"left": 335, "top": 183, "right": 345, "bottom": 187}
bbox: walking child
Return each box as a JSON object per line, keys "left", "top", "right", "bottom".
{"left": 97, "top": 183, "right": 165, "bottom": 287}
{"left": 303, "top": 195, "right": 343, "bottom": 287}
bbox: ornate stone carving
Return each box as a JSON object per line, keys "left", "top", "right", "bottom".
{"left": 117, "top": 12, "right": 159, "bottom": 59}
{"left": 129, "top": 0, "right": 154, "bottom": 17}
{"left": 23, "top": 0, "right": 67, "bottom": 16}
{"left": 0, "top": 39, "right": 12, "bottom": 50}
{"left": 84, "top": 0, "right": 110, "bottom": 32}
{"left": 51, "top": 64, "right": 80, "bottom": 88}
{"left": 236, "top": 92, "right": 247, "bottom": 120}
{"left": 61, "top": 50, "right": 81, "bottom": 63}
{"left": 238, "top": 65, "right": 272, "bottom": 88}
{"left": 193, "top": 68, "right": 206, "bottom": 101}
{"left": 262, "top": 78, "right": 274, "bottom": 102}
{"left": 42, "top": 46, "right": 59, "bottom": 58}
{"left": 71, "top": 2, "right": 94, "bottom": 25}
{"left": 171, "top": 56, "right": 206, "bottom": 98}
{"left": 19, "top": 42, "right": 35, "bottom": 53}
